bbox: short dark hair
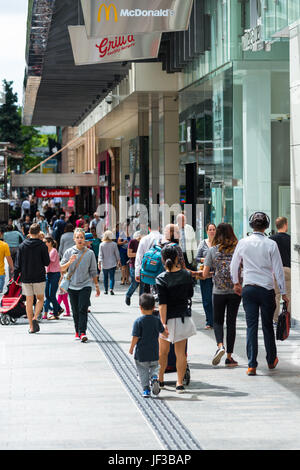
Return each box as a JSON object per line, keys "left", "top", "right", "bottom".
{"left": 275, "top": 217, "right": 288, "bottom": 230}
{"left": 139, "top": 293, "right": 155, "bottom": 311}
{"left": 29, "top": 223, "right": 41, "bottom": 235}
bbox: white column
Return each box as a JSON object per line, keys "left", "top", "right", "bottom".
{"left": 149, "top": 94, "right": 160, "bottom": 207}
{"left": 290, "top": 21, "right": 300, "bottom": 323}
{"left": 158, "top": 94, "right": 179, "bottom": 208}
{"left": 242, "top": 70, "right": 271, "bottom": 235}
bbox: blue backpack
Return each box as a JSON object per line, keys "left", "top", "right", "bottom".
{"left": 140, "top": 242, "right": 176, "bottom": 285}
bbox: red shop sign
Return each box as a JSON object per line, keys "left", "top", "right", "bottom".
{"left": 35, "top": 189, "right": 76, "bottom": 198}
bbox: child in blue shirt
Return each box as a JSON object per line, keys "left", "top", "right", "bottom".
{"left": 129, "top": 293, "right": 168, "bottom": 398}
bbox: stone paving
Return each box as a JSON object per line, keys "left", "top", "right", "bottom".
{"left": 0, "top": 274, "right": 299, "bottom": 450}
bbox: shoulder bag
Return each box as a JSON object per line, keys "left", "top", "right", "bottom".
{"left": 60, "top": 249, "right": 88, "bottom": 292}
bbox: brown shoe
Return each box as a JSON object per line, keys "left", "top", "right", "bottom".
{"left": 268, "top": 357, "right": 279, "bottom": 370}
{"left": 247, "top": 368, "right": 256, "bottom": 376}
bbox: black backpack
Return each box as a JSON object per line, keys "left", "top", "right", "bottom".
{"left": 276, "top": 302, "right": 291, "bottom": 341}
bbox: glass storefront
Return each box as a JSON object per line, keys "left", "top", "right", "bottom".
{"left": 178, "top": 0, "right": 297, "bottom": 241}
{"left": 179, "top": 52, "right": 290, "bottom": 241}
{"left": 179, "top": 65, "right": 234, "bottom": 240}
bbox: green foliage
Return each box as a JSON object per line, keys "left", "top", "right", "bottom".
{"left": 0, "top": 80, "right": 50, "bottom": 172}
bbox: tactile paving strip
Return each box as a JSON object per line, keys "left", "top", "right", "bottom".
{"left": 88, "top": 313, "right": 202, "bottom": 451}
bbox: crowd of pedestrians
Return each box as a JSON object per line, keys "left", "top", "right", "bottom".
{"left": 0, "top": 199, "right": 291, "bottom": 398}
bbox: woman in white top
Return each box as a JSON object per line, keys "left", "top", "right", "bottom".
{"left": 98, "top": 230, "right": 120, "bottom": 295}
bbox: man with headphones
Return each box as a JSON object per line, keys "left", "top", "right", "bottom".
{"left": 230, "top": 212, "right": 289, "bottom": 376}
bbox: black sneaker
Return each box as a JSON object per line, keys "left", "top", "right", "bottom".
{"left": 110, "top": 290, "right": 115, "bottom": 295}
{"left": 58, "top": 307, "right": 64, "bottom": 316}
{"left": 32, "top": 319, "right": 40, "bottom": 332}
{"left": 225, "top": 357, "right": 238, "bottom": 367}
{"left": 212, "top": 346, "right": 225, "bottom": 366}
{"left": 125, "top": 296, "right": 131, "bottom": 306}
{"left": 176, "top": 385, "right": 185, "bottom": 394}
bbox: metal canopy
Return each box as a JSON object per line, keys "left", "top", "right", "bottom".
{"left": 25, "top": 0, "right": 131, "bottom": 127}
{"left": 24, "top": 0, "right": 208, "bottom": 127}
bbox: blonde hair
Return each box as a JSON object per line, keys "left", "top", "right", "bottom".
{"left": 74, "top": 228, "right": 85, "bottom": 238}
{"left": 102, "top": 230, "right": 113, "bottom": 242}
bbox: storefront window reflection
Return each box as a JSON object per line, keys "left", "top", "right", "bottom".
{"left": 179, "top": 66, "right": 233, "bottom": 240}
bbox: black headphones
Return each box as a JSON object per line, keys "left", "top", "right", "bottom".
{"left": 249, "top": 212, "right": 270, "bottom": 229}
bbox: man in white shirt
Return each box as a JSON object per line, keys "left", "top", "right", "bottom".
{"left": 230, "top": 212, "right": 289, "bottom": 376}
{"left": 176, "top": 213, "right": 198, "bottom": 269}
{"left": 135, "top": 223, "right": 162, "bottom": 293}
{"left": 90, "top": 213, "right": 105, "bottom": 240}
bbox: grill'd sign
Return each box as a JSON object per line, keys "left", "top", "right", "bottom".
{"left": 69, "top": 26, "right": 162, "bottom": 65}
{"left": 81, "top": 0, "right": 194, "bottom": 37}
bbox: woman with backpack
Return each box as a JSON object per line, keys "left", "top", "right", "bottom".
{"left": 202, "top": 223, "right": 241, "bottom": 367}
{"left": 156, "top": 245, "right": 196, "bottom": 393}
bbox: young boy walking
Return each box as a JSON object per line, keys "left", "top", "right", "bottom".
{"left": 129, "top": 293, "right": 168, "bottom": 398}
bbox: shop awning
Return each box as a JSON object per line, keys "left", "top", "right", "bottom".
{"left": 11, "top": 173, "right": 97, "bottom": 188}
{"left": 23, "top": 0, "right": 210, "bottom": 127}
{"left": 23, "top": 0, "right": 131, "bottom": 127}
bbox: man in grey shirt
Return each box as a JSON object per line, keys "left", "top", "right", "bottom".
{"left": 98, "top": 231, "right": 120, "bottom": 295}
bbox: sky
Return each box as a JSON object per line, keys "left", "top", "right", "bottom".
{"left": 0, "top": 0, "right": 28, "bottom": 105}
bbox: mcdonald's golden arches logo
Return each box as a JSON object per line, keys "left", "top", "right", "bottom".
{"left": 98, "top": 3, "right": 118, "bottom": 23}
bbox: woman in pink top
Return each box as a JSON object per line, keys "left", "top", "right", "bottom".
{"left": 43, "top": 236, "right": 62, "bottom": 320}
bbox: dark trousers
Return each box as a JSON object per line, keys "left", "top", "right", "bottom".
{"left": 200, "top": 278, "right": 214, "bottom": 327}
{"left": 68, "top": 287, "right": 92, "bottom": 335}
{"left": 213, "top": 293, "right": 241, "bottom": 353}
{"left": 242, "top": 285, "right": 277, "bottom": 368}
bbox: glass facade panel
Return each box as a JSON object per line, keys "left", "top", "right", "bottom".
{"left": 179, "top": 66, "right": 233, "bottom": 240}
{"left": 178, "top": 0, "right": 298, "bottom": 239}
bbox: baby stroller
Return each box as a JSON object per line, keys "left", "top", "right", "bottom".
{"left": 0, "top": 276, "right": 26, "bottom": 325}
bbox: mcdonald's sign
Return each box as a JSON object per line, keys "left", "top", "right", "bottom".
{"left": 81, "top": 0, "right": 194, "bottom": 38}
{"left": 97, "top": 3, "right": 118, "bottom": 23}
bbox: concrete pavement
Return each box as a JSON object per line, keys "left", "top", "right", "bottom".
{"left": 0, "top": 274, "right": 299, "bottom": 450}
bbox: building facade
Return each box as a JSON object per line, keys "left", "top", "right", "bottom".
{"left": 22, "top": 0, "right": 300, "bottom": 321}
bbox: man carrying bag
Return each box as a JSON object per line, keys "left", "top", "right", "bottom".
{"left": 230, "top": 212, "right": 289, "bottom": 376}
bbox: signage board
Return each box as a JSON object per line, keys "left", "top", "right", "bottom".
{"left": 69, "top": 26, "right": 161, "bottom": 65}
{"left": 81, "top": 0, "right": 194, "bottom": 37}
{"left": 35, "top": 189, "right": 76, "bottom": 198}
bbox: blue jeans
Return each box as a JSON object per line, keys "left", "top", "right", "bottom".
{"left": 103, "top": 267, "right": 116, "bottom": 292}
{"left": 44, "top": 272, "right": 61, "bottom": 315}
{"left": 242, "top": 285, "right": 277, "bottom": 368}
{"left": 0, "top": 275, "right": 5, "bottom": 293}
{"left": 199, "top": 278, "right": 214, "bottom": 327}
{"left": 126, "top": 267, "right": 139, "bottom": 298}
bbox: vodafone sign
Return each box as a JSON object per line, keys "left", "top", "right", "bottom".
{"left": 35, "top": 189, "right": 76, "bottom": 198}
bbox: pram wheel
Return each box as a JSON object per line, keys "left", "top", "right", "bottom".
{"left": 183, "top": 365, "right": 190, "bottom": 386}
{"left": 2, "top": 314, "right": 10, "bottom": 325}
{"left": 0, "top": 315, "right": 4, "bottom": 325}
{"left": 10, "top": 317, "right": 17, "bottom": 324}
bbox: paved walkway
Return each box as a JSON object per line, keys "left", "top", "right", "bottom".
{"left": 0, "top": 275, "right": 300, "bottom": 450}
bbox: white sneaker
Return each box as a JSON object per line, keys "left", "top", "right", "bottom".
{"left": 212, "top": 346, "right": 225, "bottom": 366}
{"left": 151, "top": 377, "right": 160, "bottom": 396}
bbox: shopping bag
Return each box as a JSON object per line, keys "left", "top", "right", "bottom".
{"left": 276, "top": 301, "right": 291, "bottom": 341}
